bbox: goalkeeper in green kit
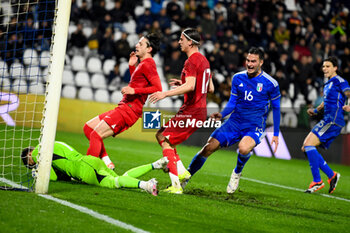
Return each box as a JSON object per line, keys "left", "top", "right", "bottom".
{"left": 21, "top": 141, "right": 168, "bottom": 196}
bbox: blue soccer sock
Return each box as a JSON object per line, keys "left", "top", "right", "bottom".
{"left": 188, "top": 153, "right": 207, "bottom": 176}
{"left": 234, "top": 152, "right": 251, "bottom": 174}
{"left": 304, "top": 146, "right": 322, "bottom": 182}
{"left": 316, "top": 151, "right": 334, "bottom": 179}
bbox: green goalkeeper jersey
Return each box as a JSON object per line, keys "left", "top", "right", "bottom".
{"left": 31, "top": 141, "right": 86, "bottom": 181}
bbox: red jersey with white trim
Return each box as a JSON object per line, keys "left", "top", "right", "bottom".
{"left": 119, "top": 57, "right": 161, "bottom": 115}
{"left": 180, "top": 52, "right": 211, "bottom": 112}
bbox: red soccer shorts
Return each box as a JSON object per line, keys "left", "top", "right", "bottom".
{"left": 99, "top": 104, "right": 139, "bottom": 136}
{"left": 162, "top": 110, "right": 206, "bottom": 146}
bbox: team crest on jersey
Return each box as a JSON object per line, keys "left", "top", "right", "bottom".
{"left": 257, "top": 83, "right": 263, "bottom": 92}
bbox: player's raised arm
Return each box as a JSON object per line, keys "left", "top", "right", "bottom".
{"left": 149, "top": 76, "right": 195, "bottom": 103}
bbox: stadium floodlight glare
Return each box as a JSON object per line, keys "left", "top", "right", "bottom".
{"left": 0, "top": 0, "right": 71, "bottom": 194}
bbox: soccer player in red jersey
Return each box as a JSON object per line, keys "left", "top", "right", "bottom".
{"left": 149, "top": 28, "right": 214, "bottom": 194}
{"left": 84, "top": 33, "right": 162, "bottom": 169}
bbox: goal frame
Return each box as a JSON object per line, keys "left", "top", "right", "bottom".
{"left": 35, "top": 0, "right": 72, "bottom": 194}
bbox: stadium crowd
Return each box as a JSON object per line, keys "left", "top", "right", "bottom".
{"left": 1, "top": 0, "right": 350, "bottom": 111}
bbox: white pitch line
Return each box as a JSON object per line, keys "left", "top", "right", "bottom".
{"left": 242, "top": 177, "right": 350, "bottom": 203}
{"left": 0, "top": 177, "right": 150, "bottom": 233}
{"left": 38, "top": 194, "right": 150, "bottom": 233}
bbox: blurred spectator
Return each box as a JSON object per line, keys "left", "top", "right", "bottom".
{"left": 150, "top": 0, "right": 165, "bottom": 16}
{"left": 213, "top": 2, "right": 227, "bottom": 20}
{"left": 218, "top": 76, "right": 232, "bottom": 103}
{"left": 319, "top": 28, "right": 336, "bottom": 46}
{"left": 164, "top": 50, "right": 183, "bottom": 80}
{"left": 150, "top": 21, "right": 162, "bottom": 35}
{"left": 219, "top": 29, "right": 236, "bottom": 50}
{"left": 184, "top": 0, "right": 197, "bottom": 16}
{"left": 109, "top": 0, "right": 128, "bottom": 31}
{"left": 108, "top": 64, "right": 122, "bottom": 89}
{"left": 136, "top": 8, "right": 153, "bottom": 33}
{"left": 274, "top": 22, "right": 290, "bottom": 44}
{"left": 91, "top": 0, "right": 108, "bottom": 22}
{"left": 200, "top": 11, "right": 217, "bottom": 41}
{"left": 261, "top": 21, "right": 274, "bottom": 47}
{"left": 181, "top": 10, "right": 199, "bottom": 28}
{"left": 99, "top": 14, "right": 114, "bottom": 35}
{"left": 223, "top": 44, "right": 239, "bottom": 73}
{"left": 290, "top": 25, "right": 303, "bottom": 46}
{"left": 275, "top": 69, "right": 289, "bottom": 97}
{"left": 114, "top": 32, "right": 131, "bottom": 61}
{"left": 227, "top": 3, "right": 238, "bottom": 30}
{"left": 70, "top": 0, "right": 80, "bottom": 24}
{"left": 215, "top": 14, "right": 228, "bottom": 40}
{"left": 37, "top": 21, "right": 52, "bottom": 51}
{"left": 305, "top": 24, "right": 317, "bottom": 46}
{"left": 99, "top": 27, "right": 115, "bottom": 60}
{"left": 6, "top": 34, "right": 24, "bottom": 66}
{"left": 312, "top": 54, "right": 325, "bottom": 87}
{"left": 69, "top": 23, "right": 87, "bottom": 56}
{"left": 196, "top": 1, "right": 210, "bottom": 18}
{"left": 302, "top": 0, "right": 322, "bottom": 23}
{"left": 287, "top": 10, "right": 303, "bottom": 32}
{"left": 158, "top": 8, "right": 171, "bottom": 32}
{"left": 340, "top": 47, "right": 350, "bottom": 82}
{"left": 275, "top": 52, "right": 289, "bottom": 78}
{"left": 23, "top": 17, "right": 36, "bottom": 48}
{"left": 293, "top": 38, "right": 311, "bottom": 59}
{"left": 232, "top": 8, "right": 251, "bottom": 37}
{"left": 79, "top": 0, "right": 92, "bottom": 22}
{"left": 166, "top": 0, "right": 182, "bottom": 23}
{"left": 87, "top": 26, "right": 100, "bottom": 57}
{"left": 294, "top": 56, "right": 315, "bottom": 105}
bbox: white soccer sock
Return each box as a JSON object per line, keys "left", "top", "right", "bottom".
{"left": 102, "top": 155, "right": 112, "bottom": 165}
{"left": 169, "top": 172, "right": 181, "bottom": 189}
{"left": 139, "top": 181, "right": 147, "bottom": 190}
{"left": 177, "top": 160, "right": 187, "bottom": 175}
{"left": 152, "top": 160, "right": 161, "bottom": 169}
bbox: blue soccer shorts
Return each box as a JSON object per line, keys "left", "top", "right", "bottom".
{"left": 311, "top": 119, "right": 342, "bottom": 149}
{"left": 210, "top": 120, "right": 265, "bottom": 148}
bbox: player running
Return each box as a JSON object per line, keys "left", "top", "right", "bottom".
{"left": 21, "top": 141, "right": 169, "bottom": 195}
{"left": 184, "top": 47, "right": 281, "bottom": 193}
{"left": 302, "top": 56, "right": 350, "bottom": 194}
{"left": 83, "top": 33, "right": 162, "bottom": 170}
{"left": 149, "top": 28, "right": 214, "bottom": 194}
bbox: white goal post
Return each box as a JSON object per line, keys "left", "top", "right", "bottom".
{"left": 35, "top": 0, "right": 72, "bottom": 194}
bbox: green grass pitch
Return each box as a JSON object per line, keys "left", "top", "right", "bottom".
{"left": 1, "top": 129, "right": 350, "bottom": 233}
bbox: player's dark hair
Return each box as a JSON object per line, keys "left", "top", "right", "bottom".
{"left": 248, "top": 47, "right": 264, "bottom": 60}
{"left": 324, "top": 56, "right": 342, "bottom": 75}
{"left": 144, "top": 33, "right": 160, "bottom": 56}
{"left": 182, "top": 28, "right": 201, "bottom": 46}
{"left": 21, "top": 147, "right": 35, "bottom": 169}
{"left": 324, "top": 56, "right": 338, "bottom": 68}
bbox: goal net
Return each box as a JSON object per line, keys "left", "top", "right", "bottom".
{"left": 0, "top": 0, "right": 70, "bottom": 193}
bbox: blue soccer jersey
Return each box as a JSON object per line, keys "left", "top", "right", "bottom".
{"left": 323, "top": 75, "right": 350, "bottom": 127}
{"left": 229, "top": 71, "right": 281, "bottom": 129}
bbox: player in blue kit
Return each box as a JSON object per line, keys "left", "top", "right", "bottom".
{"left": 302, "top": 56, "right": 350, "bottom": 194}
{"left": 182, "top": 47, "right": 281, "bottom": 193}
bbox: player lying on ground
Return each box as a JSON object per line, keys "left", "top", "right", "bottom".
{"left": 21, "top": 141, "right": 168, "bottom": 196}
{"left": 84, "top": 33, "right": 162, "bottom": 170}
{"left": 302, "top": 56, "right": 350, "bottom": 194}
{"left": 149, "top": 28, "right": 213, "bottom": 194}
{"left": 183, "top": 47, "right": 281, "bottom": 193}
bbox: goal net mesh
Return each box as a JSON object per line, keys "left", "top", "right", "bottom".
{"left": 0, "top": 0, "right": 56, "bottom": 190}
